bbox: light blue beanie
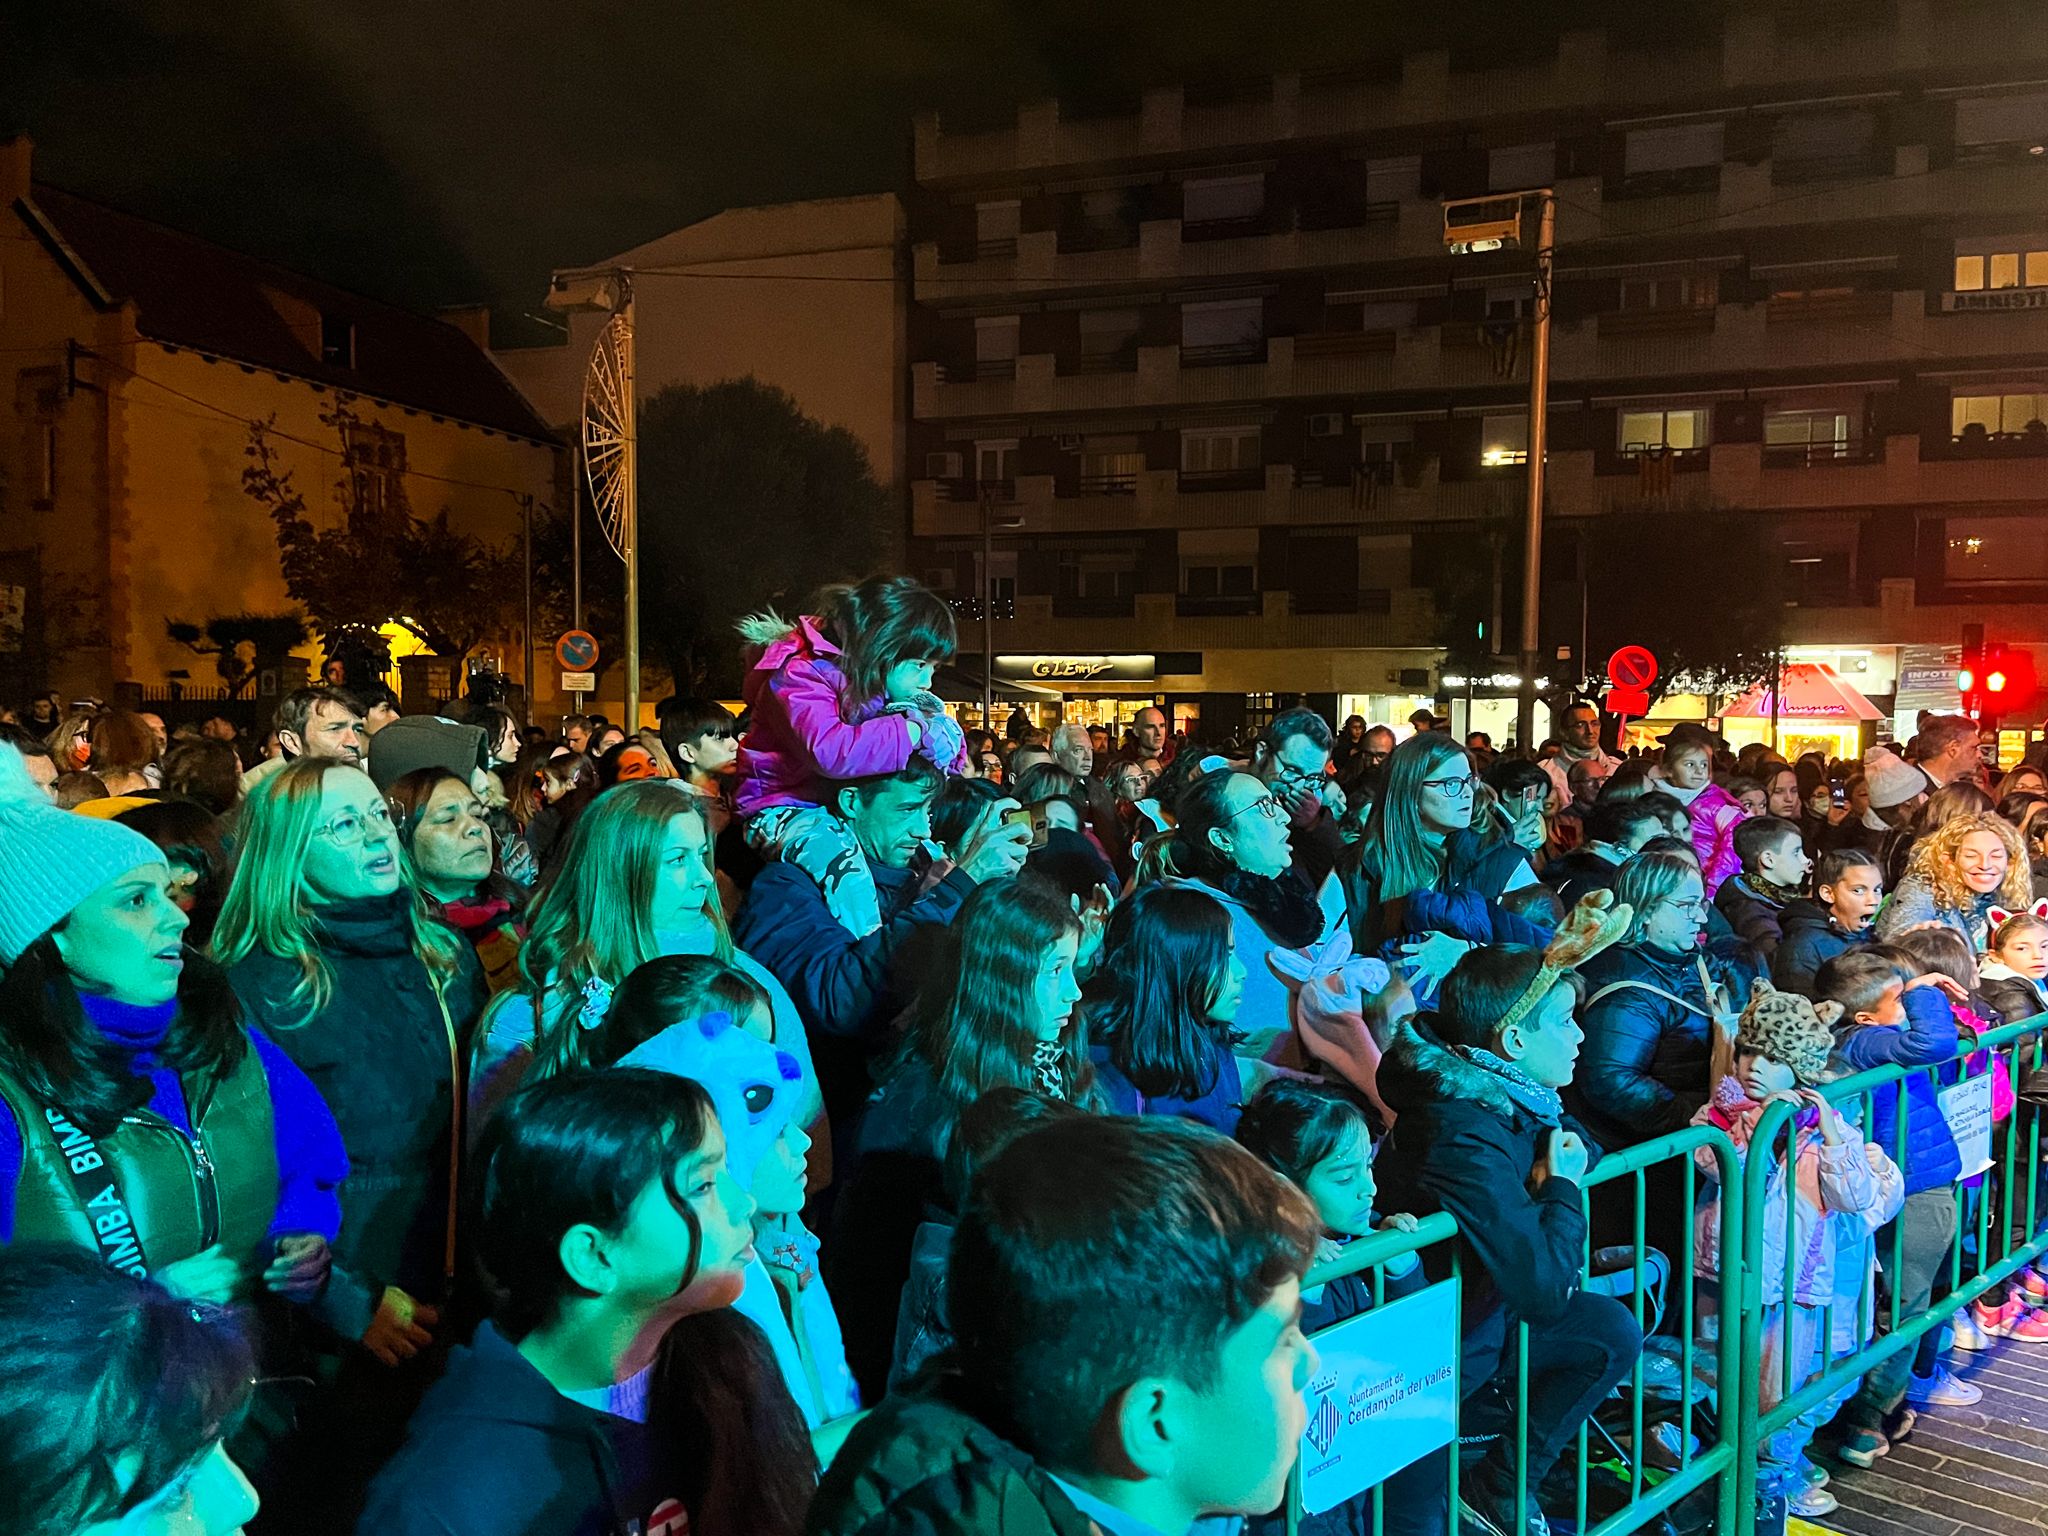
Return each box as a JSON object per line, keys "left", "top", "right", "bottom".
{"left": 0, "top": 743, "right": 166, "bottom": 965}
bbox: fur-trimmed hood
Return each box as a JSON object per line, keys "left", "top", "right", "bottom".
{"left": 1375, "top": 1015, "right": 1520, "bottom": 1120}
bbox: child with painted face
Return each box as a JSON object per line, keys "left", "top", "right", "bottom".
{"left": 603, "top": 956, "right": 858, "bottom": 1429}
{"left": 360, "top": 1069, "right": 756, "bottom": 1536}
{"left": 0, "top": 744, "right": 347, "bottom": 1316}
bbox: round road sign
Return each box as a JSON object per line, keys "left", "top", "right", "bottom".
{"left": 555, "top": 630, "right": 600, "bottom": 672}
{"left": 1606, "top": 645, "right": 1658, "bottom": 692}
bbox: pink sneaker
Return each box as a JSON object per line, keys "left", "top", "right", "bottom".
{"left": 1989, "top": 1300, "right": 2048, "bottom": 1342}
{"left": 2019, "top": 1266, "right": 2048, "bottom": 1305}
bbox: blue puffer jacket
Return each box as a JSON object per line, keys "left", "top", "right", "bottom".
{"left": 1830, "top": 985, "right": 1962, "bottom": 1195}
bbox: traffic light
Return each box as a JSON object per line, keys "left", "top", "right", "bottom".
{"left": 1959, "top": 623, "right": 1985, "bottom": 712}
{"left": 1957, "top": 624, "right": 2038, "bottom": 727}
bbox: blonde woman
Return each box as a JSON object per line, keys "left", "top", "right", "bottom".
{"left": 1876, "top": 810, "right": 2032, "bottom": 951}
{"left": 469, "top": 782, "right": 823, "bottom": 1152}
{"left": 212, "top": 757, "right": 486, "bottom": 1371}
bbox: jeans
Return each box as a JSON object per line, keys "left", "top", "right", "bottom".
{"left": 1467, "top": 1290, "right": 1644, "bottom": 1490}
{"left": 1847, "top": 1187, "right": 1958, "bottom": 1429}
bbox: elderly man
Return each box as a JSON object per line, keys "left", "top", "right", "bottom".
{"left": 1054, "top": 722, "right": 1120, "bottom": 847}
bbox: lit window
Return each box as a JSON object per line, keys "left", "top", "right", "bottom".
{"left": 1956, "top": 256, "right": 1986, "bottom": 291}
{"left": 1618, "top": 407, "right": 1708, "bottom": 454}
{"left": 1481, "top": 414, "right": 1529, "bottom": 466}
{"left": 1991, "top": 253, "right": 2022, "bottom": 289}
{"left": 2030, "top": 252, "right": 2048, "bottom": 288}
{"left": 1951, "top": 392, "right": 2048, "bottom": 437}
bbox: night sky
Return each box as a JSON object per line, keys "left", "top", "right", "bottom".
{"left": 5, "top": 1, "right": 1629, "bottom": 345}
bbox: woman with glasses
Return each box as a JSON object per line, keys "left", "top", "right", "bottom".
{"left": 1339, "top": 734, "right": 1540, "bottom": 996}
{"left": 1568, "top": 850, "right": 1746, "bottom": 1155}
{"left": 213, "top": 759, "right": 487, "bottom": 1374}
{"left": 1144, "top": 766, "right": 1347, "bottom": 1062}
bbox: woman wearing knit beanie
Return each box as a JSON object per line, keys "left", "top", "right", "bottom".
{"left": 0, "top": 742, "right": 348, "bottom": 1311}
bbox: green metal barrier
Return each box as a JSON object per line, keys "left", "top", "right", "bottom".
{"left": 1286, "top": 1211, "right": 1462, "bottom": 1535}
{"left": 1732, "top": 1017, "right": 2048, "bottom": 1532}
{"left": 1562, "top": 1123, "right": 1747, "bottom": 1536}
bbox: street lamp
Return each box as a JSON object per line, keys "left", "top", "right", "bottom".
{"left": 1444, "top": 188, "right": 1556, "bottom": 752}
{"left": 978, "top": 479, "right": 1024, "bottom": 728}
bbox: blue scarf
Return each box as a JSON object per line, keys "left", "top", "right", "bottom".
{"left": 1455, "top": 1043, "right": 1563, "bottom": 1126}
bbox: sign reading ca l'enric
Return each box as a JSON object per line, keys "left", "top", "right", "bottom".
{"left": 992, "top": 654, "right": 1155, "bottom": 682}
{"left": 1298, "top": 1277, "right": 1460, "bottom": 1515}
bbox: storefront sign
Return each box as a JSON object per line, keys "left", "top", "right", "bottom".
{"left": 1299, "top": 1279, "right": 1459, "bottom": 1515}
{"left": 993, "top": 653, "right": 1155, "bottom": 682}
{"left": 1943, "top": 289, "right": 2048, "bottom": 313}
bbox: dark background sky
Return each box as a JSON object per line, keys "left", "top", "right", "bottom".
{"left": 5, "top": 0, "right": 1632, "bottom": 345}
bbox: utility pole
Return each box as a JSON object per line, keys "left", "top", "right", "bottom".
{"left": 980, "top": 480, "right": 997, "bottom": 731}
{"left": 1517, "top": 190, "right": 1556, "bottom": 753}
{"left": 520, "top": 493, "right": 534, "bottom": 722}
{"left": 617, "top": 277, "right": 640, "bottom": 733}
{"left": 570, "top": 440, "right": 584, "bottom": 717}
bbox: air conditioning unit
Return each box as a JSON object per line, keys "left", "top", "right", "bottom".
{"left": 1309, "top": 412, "right": 1347, "bottom": 438}
{"left": 1055, "top": 434, "right": 1084, "bottom": 452}
{"left": 925, "top": 451, "right": 964, "bottom": 479}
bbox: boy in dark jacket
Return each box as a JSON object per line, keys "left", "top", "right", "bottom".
{"left": 1773, "top": 848, "right": 1881, "bottom": 998}
{"left": 810, "top": 1116, "right": 1321, "bottom": 1536}
{"left": 358, "top": 1070, "right": 757, "bottom": 1536}
{"left": 1813, "top": 948, "right": 1968, "bottom": 1469}
{"left": 1374, "top": 941, "right": 1642, "bottom": 1536}
{"left": 1714, "top": 816, "right": 1812, "bottom": 960}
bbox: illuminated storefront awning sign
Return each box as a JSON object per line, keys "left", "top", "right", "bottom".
{"left": 994, "top": 654, "right": 1156, "bottom": 682}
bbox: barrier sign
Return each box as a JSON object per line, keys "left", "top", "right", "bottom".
{"left": 561, "top": 670, "right": 597, "bottom": 692}
{"left": 1299, "top": 1277, "right": 1459, "bottom": 1514}
{"left": 1939, "top": 1072, "right": 1995, "bottom": 1179}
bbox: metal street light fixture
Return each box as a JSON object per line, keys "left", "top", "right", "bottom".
{"left": 1444, "top": 188, "right": 1556, "bottom": 752}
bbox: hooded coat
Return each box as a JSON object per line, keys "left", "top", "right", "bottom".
{"left": 1370, "top": 1021, "right": 1594, "bottom": 1377}
{"left": 1568, "top": 943, "right": 1733, "bottom": 1151}
{"left": 1772, "top": 898, "right": 1870, "bottom": 1000}
{"left": 356, "top": 1322, "right": 685, "bottom": 1536}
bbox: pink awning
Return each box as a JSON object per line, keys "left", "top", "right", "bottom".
{"left": 1721, "top": 663, "right": 1882, "bottom": 722}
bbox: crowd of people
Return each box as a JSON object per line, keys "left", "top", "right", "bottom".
{"left": 0, "top": 589, "right": 2039, "bottom": 1536}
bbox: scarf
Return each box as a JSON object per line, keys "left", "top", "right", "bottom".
{"left": 1214, "top": 865, "right": 1325, "bottom": 949}
{"left": 1453, "top": 1043, "right": 1562, "bottom": 1126}
{"left": 1031, "top": 1040, "right": 1066, "bottom": 1098}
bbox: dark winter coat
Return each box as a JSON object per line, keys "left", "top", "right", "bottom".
{"left": 1340, "top": 826, "right": 1529, "bottom": 956}
{"left": 230, "top": 892, "right": 487, "bottom": 1302}
{"left": 1540, "top": 846, "right": 1627, "bottom": 909}
{"left": 1772, "top": 899, "right": 1870, "bottom": 999}
{"left": 1714, "top": 874, "right": 1792, "bottom": 959}
{"left": 1829, "top": 985, "right": 1962, "bottom": 1196}
{"left": 1569, "top": 942, "right": 1737, "bottom": 1152}
{"left": 1979, "top": 962, "right": 2048, "bottom": 1027}
{"left": 1371, "top": 1020, "right": 1595, "bottom": 1383}
{"left": 806, "top": 1376, "right": 1099, "bottom": 1536}
{"left": 357, "top": 1322, "right": 683, "bottom": 1536}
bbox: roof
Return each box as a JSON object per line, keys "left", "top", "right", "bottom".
{"left": 23, "top": 183, "right": 557, "bottom": 443}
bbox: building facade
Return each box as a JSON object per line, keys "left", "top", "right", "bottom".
{"left": 0, "top": 138, "right": 561, "bottom": 718}
{"left": 906, "top": 0, "right": 2048, "bottom": 747}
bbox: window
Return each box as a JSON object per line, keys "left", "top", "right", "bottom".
{"left": 1619, "top": 272, "right": 1718, "bottom": 309}
{"left": 1765, "top": 408, "right": 1857, "bottom": 463}
{"left": 341, "top": 422, "right": 406, "bottom": 529}
{"left": 1771, "top": 109, "right": 1876, "bottom": 174}
{"left": 1489, "top": 142, "right": 1554, "bottom": 192}
{"left": 320, "top": 315, "right": 355, "bottom": 369}
{"left": 1181, "top": 298, "right": 1264, "bottom": 356}
{"left": 1481, "top": 414, "right": 1528, "bottom": 466}
{"left": 1181, "top": 426, "right": 1261, "bottom": 476}
{"left": 1484, "top": 282, "right": 1531, "bottom": 321}
{"left": 1078, "top": 307, "right": 1141, "bottom": 364}
{"left": 1955, "top": 92, "right": 2048, "bottom": 152}
{"left": 1364, "top": 156, "right": 1420, "bottom": 205}
{"left": 1953, "top": 244, "right": 2048, "bottom": 292}
{"left": 1946, "top": 517, "right": 2048, "bottom": 583}
{"left": 1057, "top": 552, "right": 1138, "bottom": 600}
{"left": 974, "top": 439, "right": 1018, "bottom": 486}
{"left": 1180, "top": 531, "right": 1258, "bottom": 602}
{"left": 1359, "top": 299, "right": 1417, "bottom": 331}
{"left": 974, "top": 316, "right": 1019, "bottom": 379}
{"left": 1618, "top": 407, "right": 1708, "bottom": 454}
{"left": 1182, "top": 173, "right": 1265, "bottom": 225}
{"left": 1623, "top": 121, "right": 1725, "bottom": 176}
{"left": 1952, "top": 393, "right": 2048, "bottom": 439}
{"left": 1079, "top": 434, "right": 1144, "bottom": 493}
{"left": 975, "top": 200, "right": 1021, "bottom": 244}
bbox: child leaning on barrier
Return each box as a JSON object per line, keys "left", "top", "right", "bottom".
{"left": 1236, "top": 1079, "right": 1441, "bottom": 1536}
{"left": 1812, "top": 945, "right": 1968, "bottom": 1468}
{"left": 1690, "top": 978, "right": 1900, "bottom": 1520}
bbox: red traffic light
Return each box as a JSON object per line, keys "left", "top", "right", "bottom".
{"left": 1988, "top": 668, "right": 2010, "bottom": 693}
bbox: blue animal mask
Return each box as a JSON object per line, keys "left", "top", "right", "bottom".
{"left": 620, "top": 1010, "right": 803, "bottom": 1186}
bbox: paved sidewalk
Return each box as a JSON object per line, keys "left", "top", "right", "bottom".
{"left": 1818, "top": 1332, "right": 2048, "bottom": 1536}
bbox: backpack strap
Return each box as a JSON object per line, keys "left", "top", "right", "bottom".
{"left": 1583, "top": 978, "right": 1715, "bottom": 1019}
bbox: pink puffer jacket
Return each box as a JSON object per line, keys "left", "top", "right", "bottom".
{"left": 1688, "top": 781, "right": 1747, "bottom": 896}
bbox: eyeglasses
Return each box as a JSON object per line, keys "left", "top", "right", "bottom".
{"left": 1225, "top": 794, "right": 1287, "bottom": 826}
{"left": 1657, "top": 897, "right": 1710, "bottom": 918}
{"left": 1420, "top": 773, "right": 1479, "bottom": 798}
{"left": 314, "top": 803, "right": 395, "bottom": 848}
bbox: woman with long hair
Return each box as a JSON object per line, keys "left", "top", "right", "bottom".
{"left": 0, "top": 745, "right": 343, "bottom": 1313}
{"left": 1884, "top": 778, "right": 1994, "bottom": 890}
{"left": 1339, "top": 732, "right": 1536, "bottom": 995}
{"left": 212, "top": 757, "right": 485, "bottom": 1371}
{"left": 386, "top": 767, "right": 530, "bottom": 996}
{"left": 470, "top": 783, "right": 821, "bottom": 1150}
{"left": 1142, "top": 765, "right": 1347, "bottom": 1059}
{"left": 1085, "top": 883, "right": 1249, "bottom": 1132}
{"left": 829, "top": 874, "right": 1090, "bottom": 1398}
{"left": 1877, "top": 810, "right": 2032, "bottom": 950}
{"left": 45, "top": 704, "right": 96, "bottom": 773}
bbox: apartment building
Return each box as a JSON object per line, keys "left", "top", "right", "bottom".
{"left": 906, "top": 0, "right": 2048, "bottom": 745}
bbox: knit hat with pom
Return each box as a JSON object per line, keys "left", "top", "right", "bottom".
{"left": 0, "top": 742, "right": 166, "bottom": 965}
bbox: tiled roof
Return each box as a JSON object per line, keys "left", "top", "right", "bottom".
{"left": 26, "top": 184, "right": 557, "bottom": 443}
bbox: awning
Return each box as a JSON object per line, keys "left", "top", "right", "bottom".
{"left": 932, "top": 662, "right": 1064, "bottom": 704}
{"left": 1720, "top": 663, "right": 1882, "bottom": 722}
